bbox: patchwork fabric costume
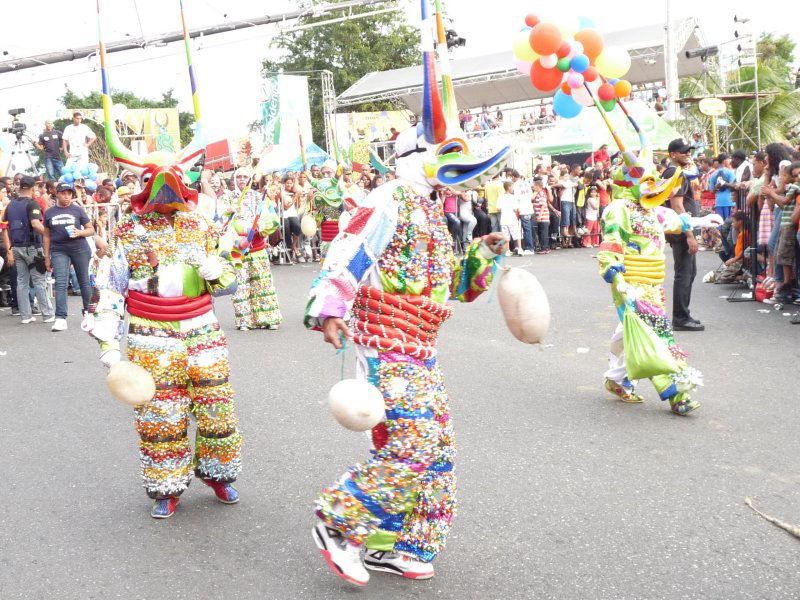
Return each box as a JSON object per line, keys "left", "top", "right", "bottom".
{"left": 306, "top": 0, "right": 511, "bottom": 572}
{"left": 87, "top": 0, "right": 242, "bottom": 516}
{"left": 220, "top": 174, "right": 282, "bottom": 330}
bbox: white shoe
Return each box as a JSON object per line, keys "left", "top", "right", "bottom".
{"left": 21, "top": 316, "right": 36, "bottom": 324}
{"left": 51, "top": 318, "right": 68, "bottom": 331}
{"left": 364, "top": 550, "right": 435, "bottom": 580}
{"left": 43, "top": 315, "right": 56, "bottom": 323}
{"left": 504, "top": 251, "right": 513, "bottom": 257}
{"left": 523, "top": 249, "right": 534, "bottom": 255}
{"left": 312, "top": 523, "right": 369, "bottom": 587}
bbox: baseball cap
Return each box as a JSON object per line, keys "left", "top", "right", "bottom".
{"left": 56, "top": 182, "right": 76, "bottom": 195}
{"left": 667, "top": 138, "right": 695, "bottom": 154}
{"left": 732, "top": 149, "right": 747, "bottom": 161}
{"left": 18, "top": 175, "right": 37, "bottom": 189}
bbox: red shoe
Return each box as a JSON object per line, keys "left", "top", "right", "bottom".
{"left": 151, "top": 497, "right": 180, "bottom": 519}
{"left": 200, "top": 478, "right": 240, "bottom": 504}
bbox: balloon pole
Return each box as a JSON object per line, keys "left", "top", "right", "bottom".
{"left": 583, "top": 83, "right": 626, "bottom": 153}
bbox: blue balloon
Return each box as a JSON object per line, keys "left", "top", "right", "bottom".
{"left": 578, "top": 16, "right": 596, "bottom": 30}
{"left": 81, "top": 167, "right": 90, "bottom": 177}
{"left": 58, "top": 175, "right": 67, "bottom": 183}
{"left": 570, "top": 54, "right": 590, "bottom": 73}
{"left": 553, "top": 90, "right": 583, "bottom": 119}
{"left": 88, "top": 162, "right": 98, "bottom": 173}
{"left": 64, "top": 173, "right": 74, "bottom": 184}
{"left": 85, "top": 180, "right": 97, "bottom": 192}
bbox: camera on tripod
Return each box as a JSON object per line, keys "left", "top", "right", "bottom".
{"left": 2, "top": 108, "right": 27, "bottom": 140}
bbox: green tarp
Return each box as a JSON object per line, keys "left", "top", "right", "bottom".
{"left": 532, "top": 100, "right": 681, "bottom": 156}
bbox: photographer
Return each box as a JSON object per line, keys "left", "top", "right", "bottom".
{"left": 35, "top": 120, "right": 64, "bottom": 179}
{"left": 1, "top": 175, "right": 54, "bottom": 324}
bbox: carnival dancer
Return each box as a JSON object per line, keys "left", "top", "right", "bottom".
{"left": 220, "top": 167, "right": 282, "bottom": 330}
{"left": 594, "top": 99, "right": 720, "bottom": 414}
{"left": 309, "top": 172, "right": 345, "bottom": 260}
{"left": 305, "top": 0, "right": 511, "bottom": 585}
{"left": 86, "top": 0, "right": 242, "bottom": 518}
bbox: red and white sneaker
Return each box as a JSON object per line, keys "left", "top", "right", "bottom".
{"left": 312, "top": 522, "right": 369, "bottom": 587}
{"left": 364, "top": 550, "right": 435, "bottom": 580}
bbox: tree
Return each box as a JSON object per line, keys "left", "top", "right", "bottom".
{"left": 261, "top": 0, "right": 420, "bottom": 143}
{"left": 678, "top": 33, "right": 800, "bottom": 151}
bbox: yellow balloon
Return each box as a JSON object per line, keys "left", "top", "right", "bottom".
{"left": 512, "top": 30, "right": 539, "bottom": 62}
{"left": 595, "top": 47, "right": 632, "bottom": 80}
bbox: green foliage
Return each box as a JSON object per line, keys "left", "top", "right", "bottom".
{"left": 678, "top": 33, "right": 800, "bottom": 151}
{"left": 59, "top": 86, "right": 195, "bottom": 146}
{"left": 262, "top": 0, "right": 420, "bottom": 143}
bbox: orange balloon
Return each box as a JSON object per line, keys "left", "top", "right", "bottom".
{"left": 614, "top": 79, "right": 632, "bottom": 98}
{"left": 529, "top": 23, "right": 562, "bottom": 56}
{"left": 583, "top": 66, "right": 599, "bottom": 82}
{"left": 575, "top": 29, "right": 604, "bottom": 61}
{"left": 561, "top": 82, "right": 572, "bottom": 95}
{"left": 525, "top": 14, "right": 540, "bottom": 27}
{"left": 531, "top": 60, "right": 563, "bottom": 92}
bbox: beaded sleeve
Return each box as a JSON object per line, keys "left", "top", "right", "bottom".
{"left": 450, "top": 238, "right": 500, "bottom": 303}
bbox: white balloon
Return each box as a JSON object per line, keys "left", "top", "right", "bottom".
{"left": 539, "top": 53, "right": 558, "bottom": 69}
{"left": 497, "top": 267, "right": 551, "bottom": 344}
{"left": 301, "top": 214, "right": 317, "bottom": 237}
{"left": 327, "top": 379, "right": 385, "bottom": 432}
{"left": 338, "top": 210, "right": 352, "bottom": 232}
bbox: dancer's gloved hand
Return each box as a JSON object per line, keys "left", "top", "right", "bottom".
{"left": 690, "top": 214, "right": 723, "bottom": 229}
{"left": 198, "top": 255, "right": 224, "bottom": 281}
{"left": 100, "top": 349, "right": 121, "bottom": 368}
{"left": 322, "top": 317, "right": 352, "bottom": 349}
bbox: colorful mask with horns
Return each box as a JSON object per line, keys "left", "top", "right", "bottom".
{"left": 97, "top": 0, "right": 204, "bottom": 215}
{"left": 396, "top": 0, "right": 510, "bottom": 191}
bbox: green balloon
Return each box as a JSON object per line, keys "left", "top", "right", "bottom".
{"left": 557, "top": 57, "right": 571, "bottom": 73}
{"left": 599, "top": 98, "right": 617, "bottom": 112}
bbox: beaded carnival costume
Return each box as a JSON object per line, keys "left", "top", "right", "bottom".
{"left": 85, "top": 1, "right": 242, "bottom": 516}
{"left": 305, "top": 0, "right": 511, "bottom": 574}
{"left": 220, "top": 168, "right": 282, "bottom": 330}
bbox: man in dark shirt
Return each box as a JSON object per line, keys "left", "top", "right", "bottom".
{"left": 43, "top": 183, "right": 94, "bottom": 331}
{"left": 36, "top": 120, "right": 64, "bottom": 180}
{"left": 1, "top": 175, "right": 55, "bottom": 323}
{"left": 663, "top": 138, "right": 703, "bottom": 331}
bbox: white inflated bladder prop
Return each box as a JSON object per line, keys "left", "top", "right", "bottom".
{"left": 301, "top": 214, "right": 317, "bottom": 237}
{"left": 327, "top": 379, "right": 385, "bottom": 432}
{"left": 106, "top": 362, "right": 156, "bottom": 406}
{"left": 497, "top": 266, "right": 551, "bottom": 344}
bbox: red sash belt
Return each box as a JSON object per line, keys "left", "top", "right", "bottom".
{"left": 127, "top": 290, "right": 212, "bottom": 321}
{"left": 351, "top": 286, "right": 453, "bottom": 359}
{"left": 320, "top": 221, "right": 339, "bottom": 243}
{"left": 237, "top": 232, "right": 266, "bottom": 253}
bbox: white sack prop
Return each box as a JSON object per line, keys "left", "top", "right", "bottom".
{"left": 107, "top": 362, "right": 156, "bottom": 406}
{"left": 327, "top": 379, "right": 385, "bottom": 431}
{"left": 338, "top": 210, "right": 352, "bottom": 232}
{"left": 301, "top": 214, "right": 318, "bottom": 237}
{"left": 497, "top": 266, "right": 551, "bottom": 344}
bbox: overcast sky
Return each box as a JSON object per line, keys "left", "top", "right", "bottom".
{"left": 1, "top": 0, "right": 798, "bottom": 142}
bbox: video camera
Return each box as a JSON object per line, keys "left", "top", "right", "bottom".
{"left": 2, "top": 108, "right": 27, "bottom": 139}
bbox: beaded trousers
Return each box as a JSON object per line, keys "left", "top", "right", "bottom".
{"left": 127, "top": 311, "right": 241, "bottom": 499}
{"left": 315, "top": 351, "right": 456, "bottom": 563}
{"left": 232, "top": 250, "right": 282, "bottom": 329}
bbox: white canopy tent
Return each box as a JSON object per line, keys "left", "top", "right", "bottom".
{"left": 338, "top": 18, "right": 708, "bottom": 112}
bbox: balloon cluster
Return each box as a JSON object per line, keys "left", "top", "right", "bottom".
{"left": 58, "top": 157, "right": 100, "bottom": 192}
{"left": 512, "top": 14, "right": 632, "bottom": 119}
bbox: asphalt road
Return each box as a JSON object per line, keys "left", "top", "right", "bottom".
{"left": 1, "top": 248, "right": 798, "bottom": 600}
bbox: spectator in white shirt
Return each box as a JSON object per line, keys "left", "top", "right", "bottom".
{"left": 511, "top": 170, "right": 534, "bottom": 255}
{"left": 61, "top": 112, "right": 97, "bottom": 164}
{"left": 497, "top": 181, "right": 522, "bottom": 256}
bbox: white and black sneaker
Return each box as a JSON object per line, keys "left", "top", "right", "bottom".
{"left": 312, "top": 522, "right": 369, "bottom": 587}
{"left": 364, "top": 549, "right": 435, "bottom": 580}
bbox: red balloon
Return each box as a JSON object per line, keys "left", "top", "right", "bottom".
{"left": 529, "top": 23, "right": 562, "bottom": 56}
{"left": 556, "top": 41, "right": 571, "bottom": 59}
{"left": 598, "top": 83, "right": 615, "bottom": 102}
{"left": 531, "top": 60, "right": 564, "bottom": 92}
{"left": 561, "top": 82, "right": 572, "bottom": 95}
{"left": 583, "top": 66, "right": 599, "bottom": 82}
{"left": 525, "top": 14, "right": 540, "bottom": 28}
